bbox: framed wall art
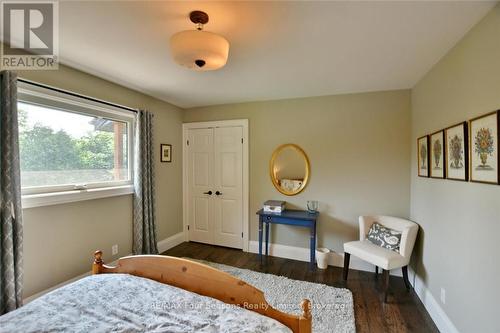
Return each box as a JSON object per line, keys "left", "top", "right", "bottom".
{"left": 445, "top": 122, "right": 468, "bottom": 181}
{"left": 161, "top": 144, "right": 172, "bottom": 163}
{"left": 469, "top": 111, "right": 499, "bottom": 184}
{"left": 417, "top": 135, "right": 430, "bottom": 177}
{"left": 430, "top": 130, "right": 445, "bottom": 179}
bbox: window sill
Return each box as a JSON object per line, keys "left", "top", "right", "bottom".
{"left": 22, "top": 185, "right": 134, "bottom": 209}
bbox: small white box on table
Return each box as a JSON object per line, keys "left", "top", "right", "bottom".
{"left": 263, "top": 200, "right": 286, "bottom": 213}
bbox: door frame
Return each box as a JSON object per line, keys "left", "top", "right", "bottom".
{"left": 182, "top": 119, "right": 249, "bottom": 251}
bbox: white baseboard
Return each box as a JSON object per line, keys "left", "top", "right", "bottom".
{"left": 247, "top": 240, "right": 402, "bottom": 276}
{"left": 24, "top": 232, "right": 185, "bottom": 304}
{"left": 157, "top": 232, "right": 185, "bottom": 253}
{"left": 409, "top": 268, "right": 459, "bottom": 333}
{"left": 23, "top": 270, "right": 91, "bottom": 304}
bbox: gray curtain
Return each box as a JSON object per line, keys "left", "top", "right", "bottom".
{"left": 133, "top": 110, "right": 158, "bottom": 255}
{"left": 0, "top": 71, "right": 23, "bottom": 314}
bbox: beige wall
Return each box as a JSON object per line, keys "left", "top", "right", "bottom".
{"left": 18, "top": 64, "right": 184, "bottom": 297}
{"left": 184, "top": 90, "right": 411, "bottom": 251}
{"left": 410, "top": 5, "right": 500, "bottom": 333}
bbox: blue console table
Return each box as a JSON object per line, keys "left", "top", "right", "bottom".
{"left": 257, "top": 209, "right": 319, "bottom": 269}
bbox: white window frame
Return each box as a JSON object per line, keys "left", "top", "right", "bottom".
{"left": 18, "top": 82, "right": 136, "bottom": 208}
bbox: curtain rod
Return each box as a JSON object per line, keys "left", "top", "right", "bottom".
{"left": 17, "top": 78, "right": 139, "bottom": 114}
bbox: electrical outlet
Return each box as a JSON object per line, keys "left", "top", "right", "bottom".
{"left": 112, "top": 244, "right": 118, "bottom": 256}
{"left": 440, "top": 287, "right": 446, "bottom": 304}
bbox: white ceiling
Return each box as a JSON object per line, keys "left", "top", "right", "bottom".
{"left": 58, "top": 1, "right": 497, "bottom": 108}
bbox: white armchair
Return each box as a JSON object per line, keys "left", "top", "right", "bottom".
{"left": 343, "top": 216, "right": 419, "bottom": 302}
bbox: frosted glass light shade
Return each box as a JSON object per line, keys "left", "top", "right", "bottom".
{"left": 170, "top": 30, "right": 229, "bottom": 71}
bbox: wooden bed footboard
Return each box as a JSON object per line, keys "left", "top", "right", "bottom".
{"left": 92, "top": 251, "right": 312, "bottom": 333}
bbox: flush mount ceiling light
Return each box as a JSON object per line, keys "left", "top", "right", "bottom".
{"left": 170, "top": 10, "right": 229, "bottom": 71}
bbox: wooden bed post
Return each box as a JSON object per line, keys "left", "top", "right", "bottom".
{"left": 91, "top": 251, "right": 312, "bottom": 333}
{"left": 92, "top": 250, "right": 104, "bottom": 274}
{"left": 299, "top": 299, "right": 312, "bottom": 333}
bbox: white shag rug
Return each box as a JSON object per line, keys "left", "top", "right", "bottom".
{"left": 190, "top": 259, "right": 356, "bottom": 333}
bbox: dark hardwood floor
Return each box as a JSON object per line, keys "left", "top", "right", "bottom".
{"left": 163, "top": 242, "right": 438, "bottom": 333}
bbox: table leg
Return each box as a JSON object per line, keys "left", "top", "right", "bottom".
{"left": 310, "top": 224, "right": 316, "bottom": 269}
{"left": 258, "top": 216, "right": 263, "bottom": 264}
{"left": 265, "top": 221, "right": 270, "bottom": 258}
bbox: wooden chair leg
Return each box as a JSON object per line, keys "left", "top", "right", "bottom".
{"left": 382, "top": 269, "right": 390, "bottom": 303}
{"left": 402, "top": 265, "right": 411, "bottom": 291}
{"left": 343, "top": 253, "right": 350, "bottom": 281}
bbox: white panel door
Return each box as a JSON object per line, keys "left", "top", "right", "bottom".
{"left": 187, "top": 128, "right": 214, "bottom": 244}
{"left": 213, "top": 126, "right": 243, "bottom": 249}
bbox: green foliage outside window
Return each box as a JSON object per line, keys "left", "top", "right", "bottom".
{"left": 18, "top": 109, "right": 117, "bottom": 172}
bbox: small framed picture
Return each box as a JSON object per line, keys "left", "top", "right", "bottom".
{"left": 160, "top": 144, "right": 172, "bottom": 163}
{"left": 417, "top": 135, "right": 430, "bottom": 177}
{"left": 430, "top": 130, "right": 445, "bottom": 179}
{"left": 469, "top": 111, "right": 499, "bottom": 184}
{"left": 445, "top": 122, "right": 468, "bottom": 181}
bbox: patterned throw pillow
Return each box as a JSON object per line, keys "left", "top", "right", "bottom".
{"left": 367, "top": 222, "right": 402, "bottom": 252}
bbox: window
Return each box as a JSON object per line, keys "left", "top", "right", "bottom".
{"left": 18, "top": 82, "right": 135, "bottom": 202}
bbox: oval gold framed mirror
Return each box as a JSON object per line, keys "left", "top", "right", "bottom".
{"left": 270, "top": 144, "right": 310, "bottom": 196}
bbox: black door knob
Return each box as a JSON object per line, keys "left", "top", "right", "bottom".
{"left": 203, "top": 191, "right": 213, "bottom": 195}
{"left": 215, "top": 191, "right": 222, "bottom": 196}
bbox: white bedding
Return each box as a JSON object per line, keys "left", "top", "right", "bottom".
{"left": 0, "top": 273, "right": 292, "bottom": 333}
